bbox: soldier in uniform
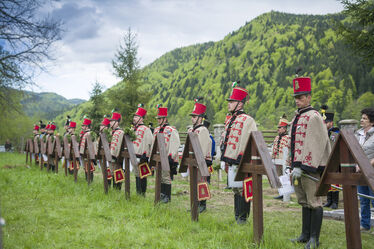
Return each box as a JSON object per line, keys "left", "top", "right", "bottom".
{"left": 39, "top": 121, "right": 47, "bottom": 168}
{"left": 321, "top": 105, "right": 340, "bottom": 209}
{"left": 66, "top": 121, "right": 77, "bottom": 175}
{"left": 271, "top": 115, "right": 290, "bottom": 200}
{"left": 33, "top": 124, "right": 40, "bottom": 164}
{"left": 153, "top": 105, "right": 181, "bottom": 203}
{"left": 287, "top": 77, "right": 331, "bottom": 249}
{"left": 80, "top": 117, "right": 94, "bottom": 183}
{"left": 47, "top": 122, "right": 57, "bottom": 172}
{"left": 220, "top": 84, "right": 257, "bottom": 224}
{"left": 64, "top": 116, "right": 71, "bottom": 135}
{"left": 109, "top": 112, "right": 124, "bottom": 190}
{"left": 132, "top": 104, "right": 153, "bottom": 196}
{"left": 98, "top": 116, "right": 112, "bottom": 186}
{"left": 189, "top": 99, "right": 212, "bottom": 213}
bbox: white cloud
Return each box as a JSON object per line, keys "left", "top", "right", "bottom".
{"left": 33, "top": 0, "right": 343, "bottom": 100}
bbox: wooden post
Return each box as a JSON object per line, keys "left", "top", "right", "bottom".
{"left": 149, "top": 133, "right": 170, "bottom": 205}
{"left": 154, "top": 161, "right": 162, "bottom": 204}
{"left": 340, "top": 137, "right": 361, "bottom": 249}
{"left": 71, "top": 135, "right": 80, "bottom": 183}
{"left": 316, "top": 130, "right": 374, "bottom": 249}
{"left": 179, "top": 132, "right": 210, "bottom": 221}
{"left": 251, "top": 145, "right": 263, "bottom": 243}
{"left": 25, "top": 139, "right": 29, "bottom": 164}
{"left": 119, "top": 135, "right": 138, "bottom": 199}
{"left": 189, "top": 165, "right": 199, "bottom": 221}
{"left": 125, "top": 157, "right": 130, "bottom": 199}
{"left": 97, "top": 133, "right": 112, "bottom": 194}
{"left": 235, "top": 131, "right": 281, "bottom": 243}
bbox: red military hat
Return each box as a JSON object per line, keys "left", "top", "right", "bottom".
{"left": 135, "top": 104, "right": 147, "bottom": 118}
{"left": 156, "top": 104, "right": 167, "bottom": 118}
{"left": 69, "top": 121, "right": 77, "bottom": 128}
{"left": 227, "top": 82, "right": 248, "bottom": 102}
{"left": 110, "top": 112, "right": 121, "bottom": 121}
{"left": 293, "top": 77, "right": 311, "bottom": 96}
{"left": 34, "top": 125, "right": 40, "bottom": 131}
{"left": 82, "top": 118, "right": 91, "bottom": 126}
{"left": 50, "top": 123, "right": 56, "bottom": 130}
{"left": 46, "top": 123, "right": 50, "bottom": 130}
{"left": 101, "top": 117, "right": 110, "bottom": 126}
{"left": 278, "top": 118, "right": 288, "bottom": 127}
{"left": 190, "top": 102, "right": 206, "bottom": 116}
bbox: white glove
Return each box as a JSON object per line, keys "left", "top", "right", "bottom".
{"left": 220, "top": 161, "right": 225, "bottom": 171}
{"left": 291, "top": 167, "right": 302, "bottom": 181}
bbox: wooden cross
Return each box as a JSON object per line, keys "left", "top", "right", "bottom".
{"left": 235, "top": 131, "right": 281, "bottom": 243}
{"left": 63, "top": 135, "right": 71, "bottom": 176}
{"left": 25, "top": 138, "right": 33, "bottom": 164}
{"left": 82, "top": 133, "right": 96, "bottom": 185}
{"left": 316, "top": 130, "right": 374, "bottom": 249}
{"left": 33, "top": 136, "right": 40, "bottom": 166}
{"left": 52, "top": 136, "right": 62, "bottom": 174}
{"left": 179, "top": 132, "right": 210, "bottom": 221}
{"left": 97, "top": 133, "right": 112, "bottom": 194}
{"left": 119, "top": 135, "right": 138, "bottom": 199}
{"left": 46, "top": 135, "right": 54, "bottom": 172}
{"left": 70, "top": 135, "right": 80, "bottom": 182}
{"left": 149, "top": 133, "right": 170, "bottom": 205}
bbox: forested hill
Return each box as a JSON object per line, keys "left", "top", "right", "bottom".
{"left": 21, "top": 91, "right": 85, "bottom": 120}
{"left": 144, "top": 11, "right": 374, "bottom": 129}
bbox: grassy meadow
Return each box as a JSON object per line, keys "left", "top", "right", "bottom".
{"left": 1, "top": 152, "right": 373, "bottom": 248}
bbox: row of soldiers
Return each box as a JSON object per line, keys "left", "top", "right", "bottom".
{"left": 30, "top": 75, "right": 332, "bottom": 249}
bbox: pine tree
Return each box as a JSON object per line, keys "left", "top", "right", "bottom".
{"left": 109, "top": 27, "right": 151, "bottom": 125}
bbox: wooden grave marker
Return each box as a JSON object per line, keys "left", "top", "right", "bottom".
{"left": 179, "top": 132, "right": 210, "bottom": 221}
{"left": 25, "top": 139, "right": 32, "bottom": 164}
{"left": 149, "top": 133, "right": 170, "bottom": 205}
{"left": 33, "top": 136, "right": 40, "bottom": 166}
{"left": 39, "top": 136, "right": 47, "bottom": 170}
{"left": 82, "top": 133, "right": 96, "bottom": 185}
{"left": 70, "top": 135, "right": 81, "bottom": 182}
{"left": 53, "top": 136, "right": 63, "bottom": 174}
{"left": 316, "top": 130, "right": 374, "bottom": 249}
{"left": 97, "top": 133, "right": 113, "bottom": 194}
{"left": 120, "top": 135, "right": 138, "bottom": 199}
{"left": 235, "top": 131, "right": 281, "bottom": 243}
{"left": 46, "top": 135, "right": 54, "bottom": 172}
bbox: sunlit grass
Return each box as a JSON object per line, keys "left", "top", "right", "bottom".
{"left": 1, "top": 152, "right": 373, "bottom": 248}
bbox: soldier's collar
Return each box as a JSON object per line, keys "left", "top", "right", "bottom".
{"left": 296, "top": 105, "right": 314, "bottom": 115}
{"left": 192, "top": 124, "right": 204, "bottom": 131}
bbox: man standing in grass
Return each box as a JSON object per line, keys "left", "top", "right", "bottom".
{"left": 80, "top": 117, "right": 94, "bottom": 183}
{"left": 271, "top": 115, "right": 290, "bottom": 200}
{"left": 220, "top": 83, "right": 257, "bottom": 224}
{"left": 132, "top": 104, "right": 153, "bottom": 196}
{"left": 188, "top": 98, "right": 212, "bottom": 213}
{"left": 110, "top": 111, "right": 125, "bottom": 190}
{"left": 153, "top": 105, "right": 180, "bottom": 203}
{"left": 288, "top": 76, "right": 331, "bottom": 249}
{"left": 46, "top": 122, "right": 57, "bottom": 172}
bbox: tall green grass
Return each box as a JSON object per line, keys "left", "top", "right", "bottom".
{"left": 1, "top": 152, "right": 373, "bottom": 248}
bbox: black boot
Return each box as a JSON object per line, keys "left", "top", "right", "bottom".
{"left": 291, "top": 207, "right": 311, "bottom": 243}
{"left": 234, "top": 194, "right": 240, "bottom": 221}
{"left": 140, "top": 178, "right": 147, "bottom": 196}
{"left": 161, "top": 184, "right": 171, "bottom": 203}
{"left": 237, "top": 195, "right": 250, "bottom": 225}
{"left": 160, "top": 183, "right": 166, "bottom": 202}
{"left": 107, "top": 179, "right": 112, "bottom": 187}
{"left": 199, "top": 200, "right": 207, "bottom": 213}
{"left": 331, "top": 192, "right": 339, "bottom": 209}
{"left": 305, "top": 207, "right": 323, "bottom": 249}
{"left": 135, "top": 177, "right": 141, "bottom": 195}
{"left": 323, "top": 192, "right": 332, "bottom": 208}
{"left": 90, "top": 172, "right": 94, "bottom": 182}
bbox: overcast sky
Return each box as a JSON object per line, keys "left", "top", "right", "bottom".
{"left": 33, "top": 0, "right": 344, "bottom": 100}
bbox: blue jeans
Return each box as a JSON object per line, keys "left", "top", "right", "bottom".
{"left": 358, "top": 185, "right": 374, "bottom": 229}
